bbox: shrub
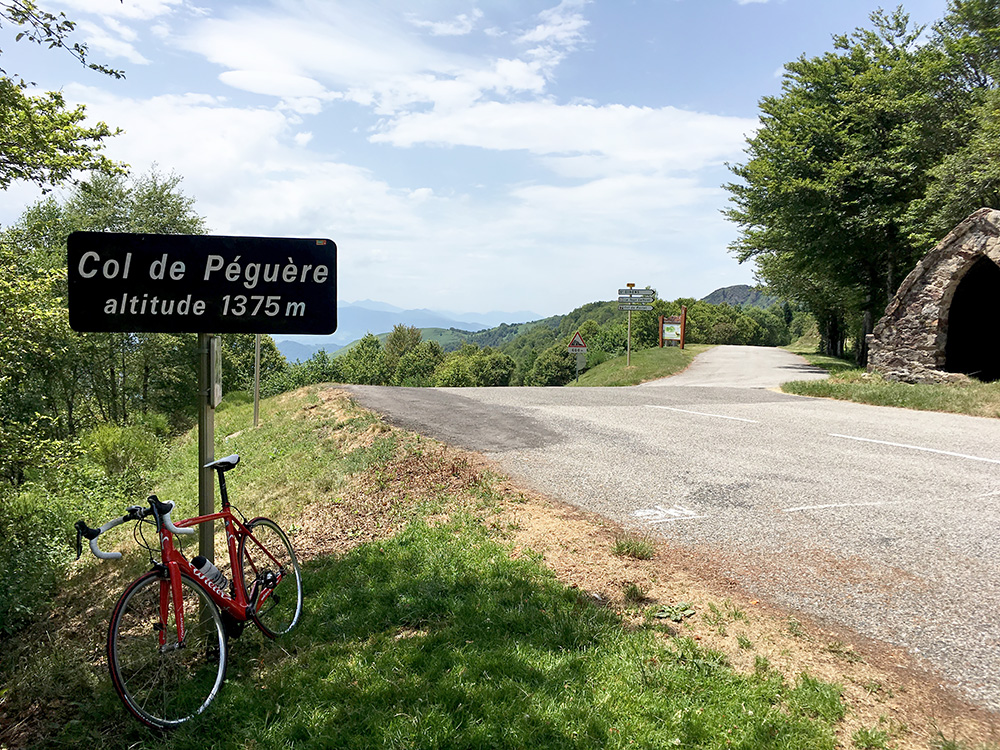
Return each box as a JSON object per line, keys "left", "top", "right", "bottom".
{"left": 81, "top": 424, "right": 161, "bottom": 482}
{"left": 395, "top": 341, "right": 445, "bottom": 386}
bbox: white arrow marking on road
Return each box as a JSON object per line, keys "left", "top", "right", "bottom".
{"left": 647, "top": 405, "right": 758, "bottom": 423}
{"left": 829, "top": 433, "right": 1000, "bottom": 465}
{"left": 633, "top": 504, "right": 705, "bottom": 523}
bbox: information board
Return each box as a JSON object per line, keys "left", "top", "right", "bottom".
{"left": 67, "top": 232, "right": 337, "bottom": 334}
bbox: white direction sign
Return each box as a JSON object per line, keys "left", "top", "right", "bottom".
{"left": 618, "top": 296, "right": 654, "bottom": 303}
{"left": 618, "top": 288, "right": 655, "bottom": 296}
{"left": 619, "top": 304, "right": 653, "bottom": 311}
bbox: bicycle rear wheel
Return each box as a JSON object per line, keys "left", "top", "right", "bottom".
{"left": 108, "top": 570, "right": 228, "bottom": 729}
{"left": 237, "top": 517, "right": 302, "bottom": 638}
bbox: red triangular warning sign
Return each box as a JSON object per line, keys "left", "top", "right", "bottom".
{"left": 569, "top": 332, "right": 586, "bottom": 348}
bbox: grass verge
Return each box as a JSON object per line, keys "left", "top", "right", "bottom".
{"left": 782, "top": 367, "right": 1000, "bottom": 419}
{"left": 1, "top": 387, "right": 996, "bottom": 749}
{"left": 570, "top": 344, "right": 711, "bottom": 387}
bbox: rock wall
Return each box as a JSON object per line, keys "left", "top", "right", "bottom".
{"left": 867, "top": 207, "right": 1000, "bottom": 383}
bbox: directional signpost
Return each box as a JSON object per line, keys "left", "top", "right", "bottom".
{"left": 68, "top": 232, "right": 337, "bottom": 564}
{"left": 618, "top": 284, "right": 656, "bottom": 366}
{"left": 568, "top": 331, "right": 587, "bottom": 382}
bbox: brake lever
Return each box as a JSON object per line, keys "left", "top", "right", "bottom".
{"left": 74, "top": 519, "right": 101, "bottom": 560}
{"left": 74, "top": 520, "right": 86, "bottom": 560}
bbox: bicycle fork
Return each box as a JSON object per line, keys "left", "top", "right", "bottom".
{"left": 158, "top": 561, "right": 187, "bottom": 652}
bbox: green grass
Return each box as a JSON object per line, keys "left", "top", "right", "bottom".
{"left": 611, "top": 533, "right": 655, "bottom": 560}
{"left": 570, "top": 344, "right": 711, "bottom": 387}
{"left": 779, "top": 342, "right": 1000, "bottom": 419}
{"left": 1, "top": 386, "right": 850, "bottom": 749}
{"left": 31, "top": 520, "right": 846, "bottom": 749}
{"left": 782, "top": 368, "right": 1000, "bottom": 418}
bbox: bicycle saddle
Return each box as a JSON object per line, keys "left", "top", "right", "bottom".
{"left": 205, "top": 454, "right": 240, "bottom": 471}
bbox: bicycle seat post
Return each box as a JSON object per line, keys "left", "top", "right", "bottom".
{"left": 216, "top": 468, "right": 230, "bottom": 509}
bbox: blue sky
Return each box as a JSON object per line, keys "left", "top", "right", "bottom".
{"left": 3, "top": 0, "right": 953, "bottom": 318}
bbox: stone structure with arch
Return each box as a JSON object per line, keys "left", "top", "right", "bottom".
{"left": 868, "top": 207, "right": 1000, "bottom": 383}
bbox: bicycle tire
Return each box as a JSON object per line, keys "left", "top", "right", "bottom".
{"left": 237, "top": 517, "right": 303, "bottom": 638}
{"left": 107, "top": 570, "right": 228, "bottom": 729}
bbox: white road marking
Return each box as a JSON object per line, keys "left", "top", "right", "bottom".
{"left": 782, "top": 501, "right": 904, "bottom": 513}
{"left": 829, "top": 433, "right": 1000, "bottom": 465}
{"left": 633, "top": 504, "right": 706, "bottom": 524}
{"left": 646, "top": 405, "right": 758, "bottom": 423}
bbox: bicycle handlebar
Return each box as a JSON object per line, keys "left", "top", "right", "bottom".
{"left": 75, "top": 496, "right": 194, "bottom": 561}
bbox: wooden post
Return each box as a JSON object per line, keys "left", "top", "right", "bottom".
{"left": 658, "top": 315, "right": 664, "bottom": 348}
{"left": 680, "top": 305, "right": 687, "bottom": 349}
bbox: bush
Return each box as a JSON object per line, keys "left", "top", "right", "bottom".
{"left": 395, "top": 341, "right": 445, "bottom": 386}
{"left": 0, "top": 495, "right": 61, "bottom": 635}
{"left": 80, "top": 424, "right": 161, "bottom": 482}
{"left": 340, "top": 334, "right": 389, "bottom": 385}
{"left": 0, "top": 457, "right": 137, "bottom": 635}
{"left": 525, "top": 346, "right": 574, "bottom": 386}
{"left": 434, "top": 355, "right": 475, "bottom": 387}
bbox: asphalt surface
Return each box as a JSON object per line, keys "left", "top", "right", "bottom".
{"left": 346, "top": 346, "right": 1000, "bottom": 710}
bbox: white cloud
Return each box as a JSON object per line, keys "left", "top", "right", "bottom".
{"left": 407, "top": 9, "right": 484, "bottom": 36}
{"left": 2, "top": 1, "right": 761, "bottom": 312}
{"left": 218, "top": 70, "right": 329, "bottom": 98}
{"left": 77, "top": 20, "right": 151, "bottom": 64}
{"left": 517, "top": 0, "right": 590, "bottom": 47}
{"left": 371, "top": 101, "right": 755, "bottom": 176}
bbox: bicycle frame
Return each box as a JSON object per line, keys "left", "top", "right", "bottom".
{"left": 155, "top": 505, "right": 285, "bottom": 645}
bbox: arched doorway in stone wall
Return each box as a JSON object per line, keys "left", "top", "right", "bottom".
{"left": 867, "top": 208, "right": 1000, "bottom": 384}
{"left": 944, "top": 255, "right": 1000, "bottom": 381}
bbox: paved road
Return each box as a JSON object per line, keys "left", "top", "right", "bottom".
{"left": 346, "top": 346, "right": 1000, "bottom": 709}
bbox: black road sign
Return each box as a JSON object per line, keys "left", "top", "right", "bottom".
{"left": 67, "top": 232, "right": 337, "bottom": 334}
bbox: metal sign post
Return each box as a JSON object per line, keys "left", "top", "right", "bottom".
{"left": 568, "top": 332, "right": 587, "bottom": 382}
{"left": 198, "top": 334, "right": 219, "bottom": 561}
{"left": 617, "top": 284, "right": 656, "bottom": 366}
{"left": 253, "top": 333, "right": 261, "bottom": 428}
{"left": 68, "top": 232, "right": 338, "bottom": 563}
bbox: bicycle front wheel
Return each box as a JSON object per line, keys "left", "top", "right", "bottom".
{"left": 108, "top": 571, "right": 228, "bottom": 729}
{"left": 238, "top": 517, "right": 303, "bottom": 638}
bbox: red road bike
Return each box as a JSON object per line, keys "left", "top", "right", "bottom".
{"left": 75, "top": 454, "right": 302, "bottom": 729}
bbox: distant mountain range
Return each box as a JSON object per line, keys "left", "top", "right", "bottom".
{"left": 273, "top": 287, "right": 777, "bottom": 363}
{"left": 273, "top": 301, "right": 542, "bottom": 362}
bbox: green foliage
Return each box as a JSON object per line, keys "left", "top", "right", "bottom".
{"left": 1, "top": 0, "right": 125, "bottom": 79}
{"left": 220, "top": 334, "right": 288, "bottom": 394}
{"left": 725, "top": 4, "right": 1000, "bottom": 362}
{"left": 394, "top": 341, "right": 445, "bottom": 386}
{"left": 80, "top": 424, "right": 161, "bottom": 482}
{"left": 0, "top": 0, "right": 125, "bottom": 188}
{"left": 383, "top": 324, "right": 422, "bottom": 375}
{"left": 339, "top": 333, "right": 389, "bottom": 385}
{"left": 0, "top": 170, "right": 208, "bottom": 488}
{"left": 433, "top": 352, "right": 475, "bottom": 387}
{"left": 0, "top": 449, "right": 139, "bottom": 635}
{"left": 0, "top": 79, "right": 122, "bottom": 189}
{"left": 525, "top": 344, "right": 575, "bottom": 386}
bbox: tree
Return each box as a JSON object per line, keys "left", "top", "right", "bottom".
{"left": 340, "top": 334, "right": 389, "bottom": 385}
{"left": 725, "top": 9, "right": 961, "bottom": 362}
{"left": 468, "top": 348, "right": 516, "bottom": 387}
{"left": 394, "top": 341, "right": 444, "bottom": 386}
{"left": 383, "top": 324, "right": 422, "bottom": 380}
{"left": 1, "top": 2, "right": 124, "bottom": 190}
{"left": 221, "top": 335, "right": 288, "bottom": 394}
{"left": 525, "top": 345, "right": 574, "bottom": 386}
{"left": 0, "top": 169, "right": 209, "bottom": 459}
